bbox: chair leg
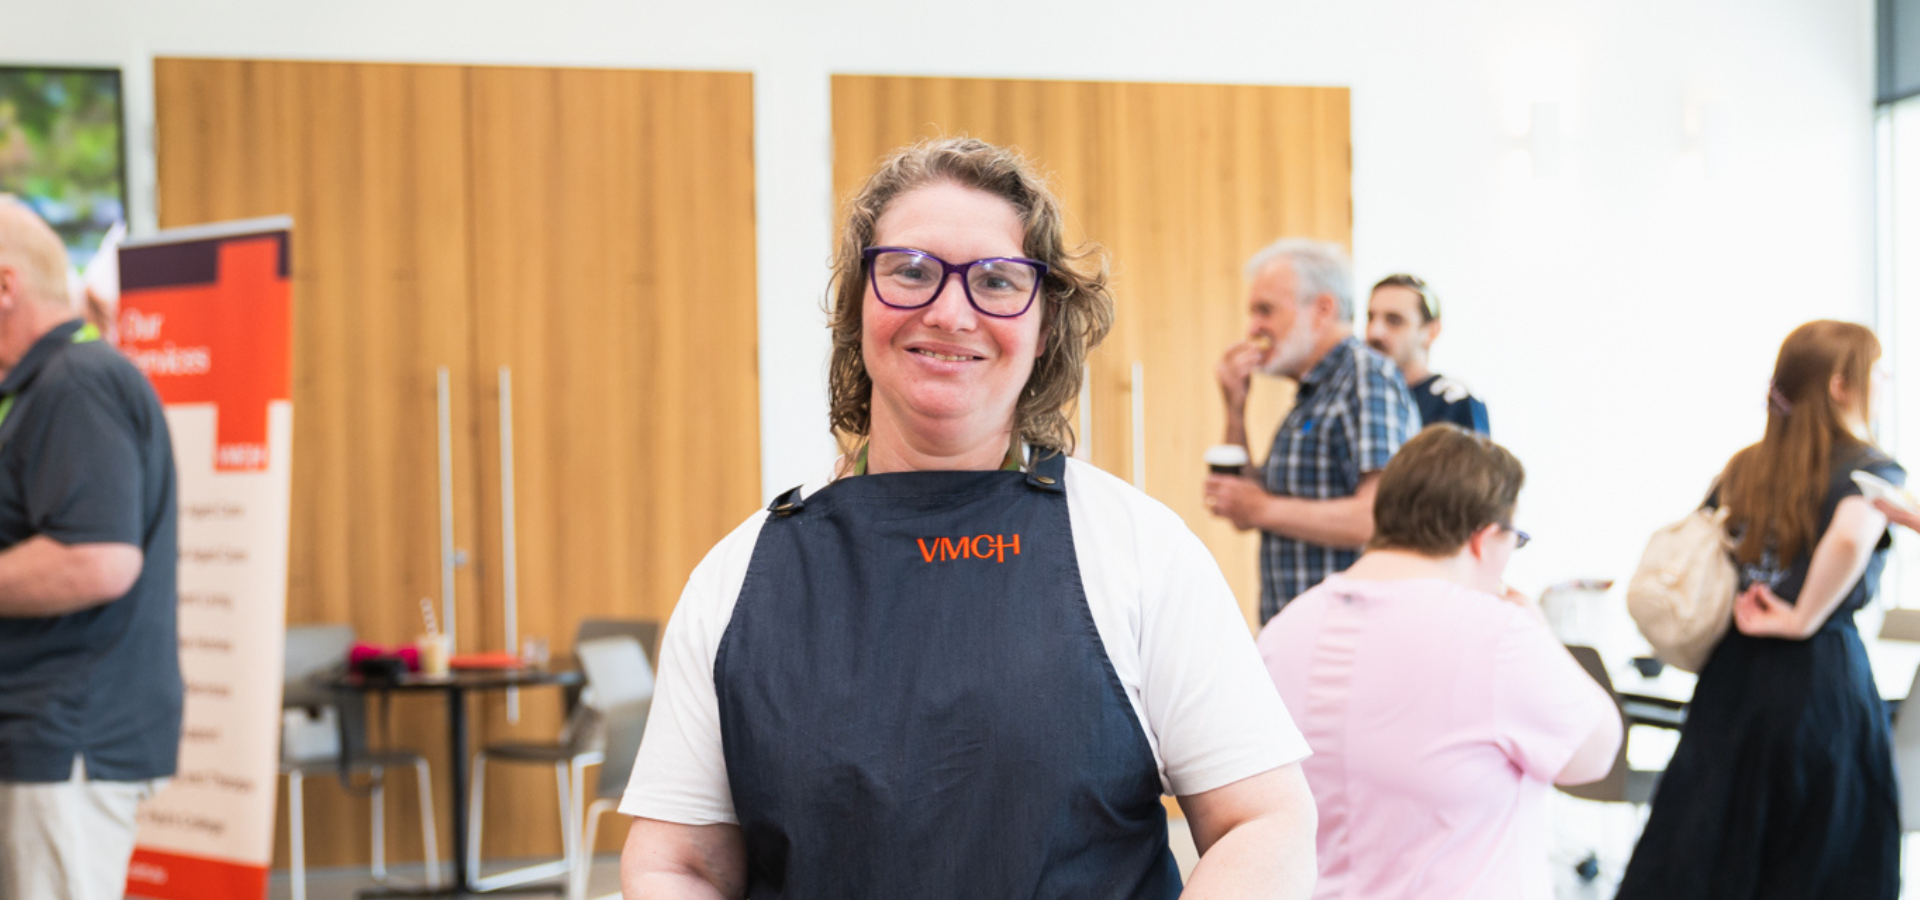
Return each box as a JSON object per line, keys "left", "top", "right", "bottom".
{"left": 573, "top": 798, "right": 616, "bottom": 900}
{"left": 555, "top": 762, "right": 576, "bottom": 870}
{"left": 468, "top": 754, "right": 580, "bottom": 890}
{"left": 466, "top": 753, "right": 487, "bottom": 881}
{"left": 287, "top": 771, "right": 307, "bottom": 900}
{"left": 413, "top": 757, "right": 441, "bottom": 888}
{"left": 370, "top": 765, "right": 388, "bottom": 882}
{"left": 566, "top": 759, "right": 590, "bottom": 900}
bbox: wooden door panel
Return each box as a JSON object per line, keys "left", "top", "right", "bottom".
{"left": 464, "top": 66, "right": 760, "bottom": 856}
{"left": 156, "top": 57, "right": 480, "bottom": 869}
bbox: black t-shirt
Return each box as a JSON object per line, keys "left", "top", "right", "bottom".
{"left": 0, "top": 319, "right": 181, "bottom": 782}
{"left": 1721, "top": 444, "right": 1906, "bottom": 620}
{"left": 1411, "top": 374, "right": 1490, "bottom": 435}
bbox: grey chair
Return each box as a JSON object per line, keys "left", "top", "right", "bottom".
{"left": 1558, "top": 644, "right": 1663, "bottom": 884}
{"left": 1890, "top": 663, "right": 1920, "bottom": 830}
{"left": 1559, "top": 645, "right": 1662, "bottom": 806}
{"left": 574, "top": 619, "right": 662, "bottom": 668}
{"left": 281, "top": 625, "right": 441, "bottom": 900}
{"left": 1879, "top": 608, "right": 1920, "bottom": 643}
{"left": 466, "top": 619, "right": 659, "bottom": 891}
{"left": 566, "top": 636, "right": 655, "bottom": 900}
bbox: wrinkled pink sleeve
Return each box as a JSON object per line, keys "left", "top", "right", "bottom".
{"left": 1491, "top": 611, "right": 1615, "bottom": 782}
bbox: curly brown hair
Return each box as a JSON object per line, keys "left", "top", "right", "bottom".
{"left": 826, "top": 137, "right": 1114, "bottom": 455}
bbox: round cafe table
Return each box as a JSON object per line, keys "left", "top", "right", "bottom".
{"left": 1551, "top": 582, "right": 1920, "bottom": 727}
{"left": 333, "top": 666, "right": 584, "bottom": 897}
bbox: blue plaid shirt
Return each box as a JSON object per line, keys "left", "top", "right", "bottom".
{"left": 1259, "top": 336, "right": 1418, "bottom": 621}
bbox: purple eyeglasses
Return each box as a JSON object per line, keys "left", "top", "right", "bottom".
{"left": 863, "top": 246, "right": 1049, "bottom": 318}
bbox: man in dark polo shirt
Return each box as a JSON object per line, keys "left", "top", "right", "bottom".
{"left": 1365, "top": 273, "right": 1490, "bottom": 435}
{"left": 1205, "top": 239, "right": 1419, "bottom": 623}
{"left": 0, "top": 199, "right": 180, "bottom": 900}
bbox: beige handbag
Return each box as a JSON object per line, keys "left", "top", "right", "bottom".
{"left": 1626, "top": 506, "right": 1738, "bottom": 673}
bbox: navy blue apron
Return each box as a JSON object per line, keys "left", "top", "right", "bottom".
{"left": 714, "top": 449, "right": 1180, "bottom": 900}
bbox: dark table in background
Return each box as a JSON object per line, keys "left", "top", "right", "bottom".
{"left": 334, "top": 667, "right": 584, "bottom": 898}
{"left": 1611, "top": 636, "right": 1920, "bottom": 730}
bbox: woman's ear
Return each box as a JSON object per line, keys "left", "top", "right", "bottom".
{"left": 1471, "top": 521, "right": 1513, "bottom": 562}
{"left": 1830, "top": 371, "right": 1868, "bottom": 425}
{"left": 1466, "top": 523, "right": 1496, "bottom": 561}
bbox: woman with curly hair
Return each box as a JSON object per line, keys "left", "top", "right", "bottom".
{"left": 617, "top": 137, "right": 1317, "bottom": 899}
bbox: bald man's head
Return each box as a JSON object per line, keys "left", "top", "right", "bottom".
{"left": 0, "top": 197, "right": 74, "bottom": 312}
{"left": 0, "top": 198, "right": 81, "bottom": 370}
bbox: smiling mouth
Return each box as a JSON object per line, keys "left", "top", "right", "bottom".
{"left": 911, "top": 348, "right": 982, "bottom": 362}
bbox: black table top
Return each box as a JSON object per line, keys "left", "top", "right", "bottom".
{"left": 332, "top": 666, "right": 583, "bottom": 692}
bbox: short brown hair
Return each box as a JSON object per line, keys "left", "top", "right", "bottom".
{"left": 1370, "top": 273, "right": 1439, "bottom": 324}
{"left": 826, "top": 137, "right": 1114, "bottom": 453}
{"left": 1369, "top": 424, "right": 1525, "bottom": 556}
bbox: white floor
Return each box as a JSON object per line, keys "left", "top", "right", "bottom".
{"left": 262, "top": 794, "right": 1920, "bottom": 900}
{"left": 1546, "top": 720, "right": 1920, "bottom": 898}
{"left": 264, "top": 820, "right": 1196, "bottom": 900}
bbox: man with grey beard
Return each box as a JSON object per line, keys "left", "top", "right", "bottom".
{"left": 1203, "top": 239, "right": 1419, "bottom": 623}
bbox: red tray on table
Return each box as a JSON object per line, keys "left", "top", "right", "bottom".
{"left": 449, "top": 651, "right": 522, "bottom": 670}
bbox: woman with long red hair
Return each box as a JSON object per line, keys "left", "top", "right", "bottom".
{"left": 1619, "top": 320, "right": 1904, "bottom": 898}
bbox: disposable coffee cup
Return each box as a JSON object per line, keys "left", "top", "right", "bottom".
{"left": 1205, "top": 444, "right": 1250, "bottom": 476}
{"left": 417, "top": 633, "right": 452, "bottom": 678}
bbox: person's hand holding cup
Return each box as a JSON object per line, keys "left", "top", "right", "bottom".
{"left": 1205, "top": 444, "right": 1250, "bottom": 477}
{"left": 1203, "top": 445, "right": 1259, "bottom": 528}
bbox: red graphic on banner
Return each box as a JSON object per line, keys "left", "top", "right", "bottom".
{"left": 126, "top": 848, "right": 268, "bottom": 900}
{"left": 117, "top": 237, "right": 291, "bottom": 472}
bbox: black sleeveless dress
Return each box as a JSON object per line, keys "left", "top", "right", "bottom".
{"left": 1617, "top": 446, "right": 1906, "bottom": 899}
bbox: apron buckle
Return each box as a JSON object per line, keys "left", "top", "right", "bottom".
{"left": 1024, "top": 448, "right": 1067, "bottom": 493}
{"left": 767, "top": 485, "right": 806, "bottom": 517}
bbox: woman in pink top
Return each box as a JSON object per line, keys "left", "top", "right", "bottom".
{"left": 1258, "top": 425, "right": 1622, "bottom": 899}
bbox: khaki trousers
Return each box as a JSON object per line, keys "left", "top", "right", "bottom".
{"left": 0, "top": 756, "right": 163, "bottom": 900}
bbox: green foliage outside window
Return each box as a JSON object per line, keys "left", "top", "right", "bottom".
{"left": 0, "top": 68, "right": 125, "bottom": 270}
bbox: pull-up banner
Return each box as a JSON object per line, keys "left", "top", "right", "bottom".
{"left": 118, "top": 217, "right": 293, "bottom": 900}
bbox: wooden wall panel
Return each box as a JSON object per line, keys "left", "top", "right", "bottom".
{"left": 832, "top": 75, "right": 1351, "bottom": 626}
{"left": 156, "top": 57, "right": 481, "bottom": 870}
{"left": 463, "top": 66, "right": 760, "bottom": 857}
{"left": 156, "top": 58, "right": 760, "bottom": 868}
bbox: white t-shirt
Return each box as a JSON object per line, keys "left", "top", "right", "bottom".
{"left": 620, "top": 456, "right": 1309, "bottom": 826}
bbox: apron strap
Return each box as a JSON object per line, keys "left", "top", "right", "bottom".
{"left": 773, "top": 444, "right": 1064, "bottom": 514}
{"left": 1024, "top": 446, "right": 1066, "bottom": 493}
{"left": 767, "top": 485, "right": 806, "bottom": 517}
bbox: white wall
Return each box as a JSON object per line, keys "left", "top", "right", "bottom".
{"left": 0, "top": 0, "right": 1880, "bottom": 596}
